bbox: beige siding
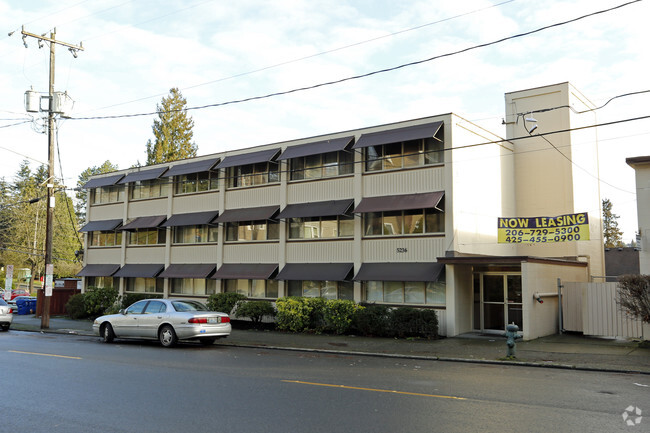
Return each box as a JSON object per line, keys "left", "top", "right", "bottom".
{"left": 222, "top": 243, "right": 280, "bottom": 263}
{"left": 86, "top": 247, "right": 121, "bottom": 264}
{"left": 287, "top": 177, "right": 354, "bottom": 203}
{"left": 170, "top": 245, "right": 217, "bottom": 263}
{"left": 172, "top": 192, "right": 220, "bottom": 213}
{"left": 127, "top": 198, "right": 168, "bottom": 218}
{"left": 361, "top": 237, "right": 446, "bottom": 262}
{"left": 125, "top": 246, "right": 166, "bottom": 264}
{"left": 88, "top": 203, "right": 123, "bottom": 220}
{"left": 561, "top": 281, "right": 583, "bottom": 332}
{"left": 224, "top": 185, "right": 281, "bottom": 208}
{"left": 362, "top": 167, "right": 444, "bottom": 197}
{"left": 286, "top": 240, "right": 354, "bottom": 262}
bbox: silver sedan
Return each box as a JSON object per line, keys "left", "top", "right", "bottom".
{"left": 93, "top": 298, "right": 231, "bottom": 347}
{"left": 0, "top": 299, "right": 12, "bottom": 331}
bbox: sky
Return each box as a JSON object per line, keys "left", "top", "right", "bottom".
{"left": 0, "top": 0, "right": 648, "bottom": 242}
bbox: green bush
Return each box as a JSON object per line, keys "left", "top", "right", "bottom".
{"left": 207, "top": 292, "right": 247, "bottom": 314}
{"left": 120, "top": 293, "right": 162, "bottom": 310}
{"left": 324, "top": 300, "right": 363, "bottom": 334}
{"left": 234, "top": 300, "right": 276, "bottom": 328}
{"left": 276, "top": 297, "right": 312, "bottom": 332}
{"left": 84, "top": 286, "right": 119, "bottom": 319}
{"left": 305, "top": 297, "right": 327, "bottom": 332}
{"left": 351, "top": 304, "right": 391, "bottom": 337}
{"left": 391, "top": 307, "right": 439, "bottom": 338}
{"left": 65, "top": 293, "right": 89, "bottom": 319}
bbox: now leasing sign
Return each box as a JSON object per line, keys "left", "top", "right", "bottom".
{"left": 498, "top": 212, "right": 590, "bottom": 244}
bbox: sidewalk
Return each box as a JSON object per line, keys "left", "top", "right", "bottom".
{"left": 9, "top": 314, "right": 650, "bottom": 375}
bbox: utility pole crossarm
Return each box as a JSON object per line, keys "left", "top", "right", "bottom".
{"left": 20, "top": 26, "right": 84, "bottom": 52}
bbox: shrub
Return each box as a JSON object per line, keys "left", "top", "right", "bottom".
{"left": 84, "top": 286, "right": 119, "bottom": 319}
{"left": 276, "top": 297, "right": 312, "bottom": 332}
{"left": 234, "top": 300, "right": 276, "bottom": 328}
{"left": 207, "top": 292, "right": 247, "bottom": 314}
{"left": 351, "top": 304, "right": 391, "bottom": 337}
{"left": 65, "top": 293, "right": 88, "bottom": 319}
{"left": 305, "top": 297, "right": 327, "bottom": 332}
{"left": 324, "top": 300, "right": 363, "bottom": 334}
{"left": 391, "top": 307, "right": 439, "bottom": 338}
{"left": 617, "top": 274, "right": 650, "bottom": 323}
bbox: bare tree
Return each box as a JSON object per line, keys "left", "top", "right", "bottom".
{"left": 617, "top": 274, "right": 650, "bottom": 324}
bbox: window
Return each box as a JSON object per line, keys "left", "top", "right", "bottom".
{"left": 225, "top": 221, "right": 279, "bottom": 242}
{"left": 170, "top": 278, "right": 216, "bottom": 296}
{"left": 125, "top": 277, "right": 163, "bottom": 293}
{"left": 173, "top": 225, "right": 218, "bottom": 244}
{"left": 364, "top": 207, "right": 444, "bottom": 236}
{"left": 175, "top": 171, "right": 219, "bottom": 194}
{"left": 288, "top": 215, "right": 354, "bottom": 239}
{"left": 86, "top": 277, "right": 114, "bottom": 289}
{"left": 365, "top": 137, "right": 443, "bottom": 172}
{"left": 144, "top": 301, "right": 166, "bottom": 314}
{"left": 227, "top": 162, "right": 279, "bottom": 188}
{"left": 224, "top": 279, "right": 279, "bottom": 298}
{"left": 127, "top": 228, "right": 166, "bottom": 245}
{"left": 89, "top": 230, "right": 122, "bottom": 247}
{"left": 90, "top": 185, "right": 125, "bottom": 204}
{"left": 364, "top": 278, "right": 446, "bottom": 305}
{"left": 130, "top": 178, "right": 168, "bottom": 200}
{"left": 287, "top": 280, "right": 354, "bottom": 300}
{"left": 289, "top": 151, "right": 354, "bottom": 180}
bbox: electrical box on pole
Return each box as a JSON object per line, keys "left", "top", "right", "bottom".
{"left": 24, "top": 89, "right": 40, "bottom": 112}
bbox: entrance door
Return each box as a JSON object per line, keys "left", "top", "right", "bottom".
{"left": 473, "top": 273, "right": 522, "bottom": 332}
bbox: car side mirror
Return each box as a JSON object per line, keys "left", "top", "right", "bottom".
{"left": 119, "top": 309, "right": 125, "bottom": 315}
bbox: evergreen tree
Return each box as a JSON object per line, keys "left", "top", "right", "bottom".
{"left": 146, "top": 88, "right": 197, "bottom": 164}
{"left": 602, "top": 198, "right": 624, "bottom": 248}
{"left": 75, "top": 160, "right": 119, "bottom": 225}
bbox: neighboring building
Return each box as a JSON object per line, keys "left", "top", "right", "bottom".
{"left": 626, "top": 156, "right": 650, "bottom": 273}
{"left": 604, "top": 247, "right": 640, "bottom": 281}
{"left": 79, "top": 82, "right": 604, "bottom": 340}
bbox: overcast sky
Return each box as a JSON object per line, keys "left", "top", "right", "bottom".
{"left": 1, "top": 0, "right": 648, "bottom": 242}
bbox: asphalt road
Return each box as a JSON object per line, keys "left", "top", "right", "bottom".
{"left": 1, "top": 330, "right": 647, "bottom": 433}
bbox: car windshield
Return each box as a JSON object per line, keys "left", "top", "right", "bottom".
{"left": 0, "top": 299, "right": 7, "bottom": 306}
{"left": 171, "top": 300, "right": 209, "bottom": 312}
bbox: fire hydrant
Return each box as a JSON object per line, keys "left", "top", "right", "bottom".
{"left": 503, "top": 323, "right": 522, "bottom": 358}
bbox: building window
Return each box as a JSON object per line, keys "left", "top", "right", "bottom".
{"left": 173, "top": 225, "right": 218, "bottom": 244}
{"left": 224, "top": 279, "right": 278, "bottom": 298}
{"left": 227, "top": 162, "right": 279, "bottom": 188}
{"left": 125, "top": 277, "right": 163, "bottom": 293}
{"left": 225, "top": 221, "right": 279, "bottom": 242}
{"left": 90, "top": 185, "right": 125, "bottom": 204}
{"left": 364, "top": 208, "right": 444, "bottom": 236}
{"left": 287, "top": 280, "right": 354, "bottom": 300}
{"left": 365, "top": 137, "right": 443, "bottom": 172}
{"left": 86, "top": 276, "right": 114, "bottom": 289}
{"left": 127, "top": 228, "right": 166, "bottom": 246}
{"left": 289, "top": 151, "right": 354, "bottom": 181}
{"left": 130, "top": 178, "right": 168, "bottom": 200}
{"left": 288, "top": 215, "right": 354, "bottom": 239}
{"left": 175, "top": 171, "right": 219, "bottom": 195}
{"left": 170, "top": 278, "right": 216, "bottom": 296}
{"left": 89, "top": 230, "right": 122, "bottom": 247}
{"left": 364, "top": 278, "right": 445, "bottom": 305}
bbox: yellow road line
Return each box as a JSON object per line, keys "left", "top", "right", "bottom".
{"left": 9, "top": 350, "right": 82, "bottom": 360}
{"left": 282, "top": 380, "right": 466, "bottom": 400}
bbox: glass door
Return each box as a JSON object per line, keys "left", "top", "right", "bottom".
{"left": 473, "top": 273, "right": 523, "bottom": 332}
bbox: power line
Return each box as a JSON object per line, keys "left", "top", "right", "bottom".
{"left": 68, "top": 0, "right": 642, "bottom": 122}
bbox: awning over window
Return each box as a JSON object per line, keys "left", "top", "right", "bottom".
{"left": 79, "top": 219, "right": 123, "bottom": 232}
{"left": 83, "top": 174, "right": 124, "bottom": 189}
{"left": 353, "top": 191, "right": 444, "bottom": 213}
{"left": 117, "top": 167, "right": 168, "bottom": 184}
{"left": 352, "top": 121, "right": 443, "bottom": 149}
{"left": 277, "top": 199, "right": 354, "bottom": 219}
{"left": 114, "top": 264, "right": 164, "bottom": 278}
{"left": 76, "top": 264, "right": 120, "bottom": 277}
{"left": 353, "top": 262, "right": 444, "bottom": 282}
{"left": 120, "top": 215, "right": 166, "bottom": 231}
{"left": 162, "top": 157, "right": 220, "bottom": 178}
{"left": 161, "top": 211, "right": 219, "bottom": 227}
{"left": 212, "top": 264, "right": 278, "bottom": 280}
{"left": 277, "top": 136, "right": 354, "bottom": 160}
{"left": 215, "top": 148, "right": 280, "bottom": 169}
{"left": 159, "top": 264, "right": 216, "bottom": 279}
{"left": 276, "top": 263, "right": 354, "bottom": 281}
{"left": 214, "top": 205, "right": 279, "bottom": 223}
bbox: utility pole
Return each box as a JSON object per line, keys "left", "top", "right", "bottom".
{"left": 20, "top": 27, "right": 83, "bottom": 329}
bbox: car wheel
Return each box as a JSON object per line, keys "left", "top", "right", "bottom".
{"left": 0, "top": 324, "right": 9, "bottom": 332}
{"left": 199, "top": 337, "right": 217, "bottom": 346}
{"left": 101, "top": 323, "right": 115, "bottom": 343}
{"left": 159, "top": 325, "right": 178, "bottom": 347}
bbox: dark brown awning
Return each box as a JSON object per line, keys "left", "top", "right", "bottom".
{"left": 114, "top": 264, "right": 164, "bottom": 278}
{"left": 162, "top": 157, "right": 220, "bottom": 177}
{"left": 277, "top": 136, "right": 354, "bottom": 160}
{"left": 161, "top": 211, "right": 219, "bottom": 227}
{"left": 159, "top": 264, "right": 216, "bottom": 279}
{"left": 212, "top": 264, "right": 278, "bottom": 280}
{"left": 117, "top": 167, "right": 168, "bottom": 184}
{"left": 353, "top": 262, "right": 444, "bottom": 282}
{"left": 354, "top": 191, "right": 444, "bottom": 213}
{"left": 79, "top": 219, "right": 122, "bottom": 232}
{"left": 214, "top": 206, "right": 279, "bottom": 223}
{"left": 76, "top": 264, "right": 120, "bottom": 277}
{"left": 277, "top": 199, "right": 354, "bottom": 219}
{"left": 352, "top": 121, "right": 443, "bottom": 149}
{"left": 215, "top": 148, "right": 280, "bottom": 169}
{"left": 83, "top": 174, "right": 124, "bottom": 189}
{"left": 120, "top": 215, "right": 166, "bottom": 231}
{"left": 276, "top": 263, "right": 354, "bottom": 281}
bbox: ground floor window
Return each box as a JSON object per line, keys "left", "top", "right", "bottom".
{"left": 364, "top": 279, "right": 445, "bottom": 304}
{"left": 224, "top": 279, "right": 278, "bottom": 298}
{"left": 125, "top": 277, "right": 163, "bottom": 293}
{"left": 170, "top": 278, "right": 217, "bottom": 296}
{"left": 287, "top": 280, "right": 353, "bottom": 300}
{"left": 86, "top": 276, "right": 114, "bottom": 289}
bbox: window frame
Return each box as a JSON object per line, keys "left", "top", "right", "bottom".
{"left": 289, "top": 150, "right": 354, "bottom": 181}
{"left": 174, "top": 170, "right": 219, "bottom": 195}
{"left": 225, "top": 220, "right": 279, "bottom": 242}
{"left": 172, "top": 225, "right": 219, "bottom": 244}
{"left": 129, "top": 178, "right": 168, "bottom": 200}
{"left": 170, "top": 278, "right": 217, "bottom": 296}
{"left": 227, "top": 162, "right": 279, "bottom": 188}
{"left": 364, "top": 136, "right": 443, "bottom": 172}
{"left": 363, "top": 207, "right": 444, "bottom": 237}
{"left": 127, "top": 228, "right": 167, "bottom": 246}
{"left": 224, "top": 279, "right": 279, "bottom": 299}
{"left": 363, "top": 277, "right": 446, "bottom": 305}
{"left": 88, "top": 230, "right": 123, "bottom": 247}
{"left": 286, "top": 280, "right": 354, "bottom": 300}
{"left": 288, "top": 215, "right": 354, "bottom": 240}
{"left": 124, "top": 277, "right": 164, "bottom": 293}
{"left": 90, "top": 185, "right": 125, "bottom": 205}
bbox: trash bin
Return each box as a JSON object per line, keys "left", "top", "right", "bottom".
{"left": 16, "top": 298, "right": 29, "bottom": 315}
{"left": 26, "top": 298, "right": 37, "bottom": 314}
